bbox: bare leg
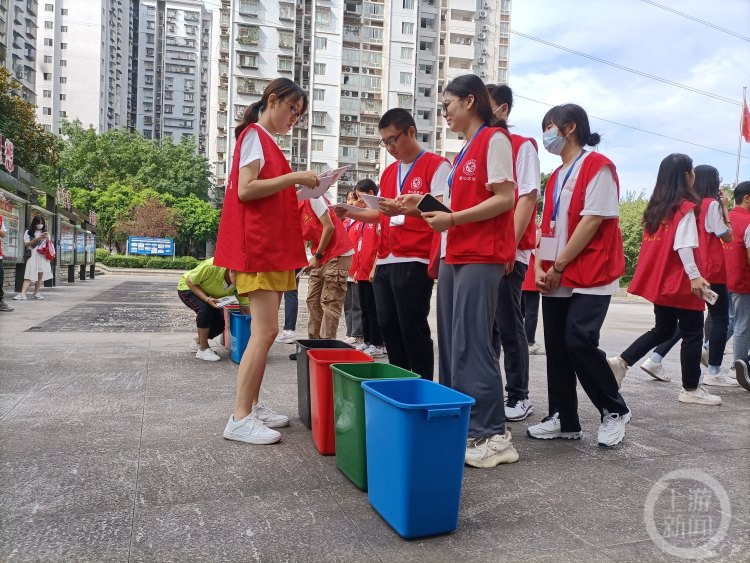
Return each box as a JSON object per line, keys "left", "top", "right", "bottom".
{"left": 197, "top": 327, "right": 210, "bottom": 349}
{"left": 234, "top": 289, "right": 282, "bottom": 419}
{"left": 21, "top": 279, "right": 31, "bottom": 294}
{"left": 33, "top": 273, "right": 43, "bottom": 295}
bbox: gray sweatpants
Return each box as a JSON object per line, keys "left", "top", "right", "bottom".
{"left": 437, "top": 261, "right": 506, "bottom": 438}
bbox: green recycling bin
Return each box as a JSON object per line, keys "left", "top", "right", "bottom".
{"left": 331, "top": 362, "right": 420, "bottom": 490}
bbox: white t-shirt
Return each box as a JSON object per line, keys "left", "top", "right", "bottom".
{"left": 674, "top": 211, "right": 699, "bottom": 250}
{"left": 514, "top": 139, "right": 540, "bottom": 265}
{"left": 704, "top": 200, "right": 728, "bottom": 237}
{"left": 309, "top": 197, "right": 354, "bottom": 257}
{"left": 441, "top": 130, "right": 515, "bottom": 259}
{"left": 546, "top": 151, "right": 621, "bottom": 298}
{"left": 379, "top": 160, "right": 451, "bottom": 266}
{"left": 744, "top": 224, "right": 750, "bottom": 248}
{"left": 239, "top": 123, "right": 273, "bottom": 171}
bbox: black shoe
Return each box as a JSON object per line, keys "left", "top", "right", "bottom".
{"left": 289, "top": 352, "right": 297, "bottom": 361}
{"left": 735, "top": 359, "right": 750, "bottom": 392}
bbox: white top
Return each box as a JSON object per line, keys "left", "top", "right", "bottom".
{"left": 744, "top": 224, "right": 750, "bottom": 248}
{"left": 310, "top": 197, "right": 354, "bottom": 257}
{"left": 379, "top": 160, "right": 451, "bottom": 266}
{"left": 704, "top": 200, "right": 728, "bottom": 237}
{"left": 546, "top": 151, "right": 621, "bottom": 298}
{"left": 239, "top": 123, "right": 273, "bottom": 171}
{"left": 514, "top": 139, "right": 540, "bottom": 265}
{"left": 441, "top": 130, "right": 516, "bottom": 259}
{"left": 673, "top": 211, "right": 699, "bottom": 250}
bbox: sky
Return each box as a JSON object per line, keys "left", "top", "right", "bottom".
{"left": 508, "top": 0, "right": 750, "bottom": 194}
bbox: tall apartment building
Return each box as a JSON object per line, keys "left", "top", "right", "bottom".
{"left": 35, "top": 0, "right": 130, "bottom": 134}
{"left": 211, "top": 0, "right": 511, "bottom": 202}
{"left": 130, "top": 0, "right": 212, "bottom": 154}
{"left": 0, "top": 0, "right": 39, "bottom": 105}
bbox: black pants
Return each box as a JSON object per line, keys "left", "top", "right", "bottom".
{"left": 0, "top": 258, "right": 4, "bottom": 302}
{"left": 178, "top": 289, "right": 225, "bottom": 339}
{"left": 374, "top": 262, "right": 434, "bottom": 379}
{"left": 358, "top": 281, "right": 383, "bottom": 346}
{"left": 653, "top": 283, "right": 729, "bottom": 368}
{"left": 543, "top": 294, "right": 628, "bottom": 432}
{"left": 622, "top": 304, "right": 703, "bottom": 389}
{"left": 522, "top": 290, "right": 540, "bottom": 344}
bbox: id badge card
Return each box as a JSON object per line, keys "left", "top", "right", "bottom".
{"left": 389, "top": 215, "right": 405, "bottom": 227}
{"left": 538, "top": 235, "right": 559, "bottom": 262}
{"left": 357, "top": 238, "right": 363, "bottom": 251}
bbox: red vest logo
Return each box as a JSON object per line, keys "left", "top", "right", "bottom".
{"left": 463, "top": 159, "right": 477, "bottom": 176}
{"left": 411, "top": 177, "right": 423, "bottom": 191}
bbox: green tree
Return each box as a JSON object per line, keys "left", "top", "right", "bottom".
{"left": 114, "top": 195, "right": 180, "bottom": 240}
{"left": 173, "top": 195, "right": 220, "bottom": 256}
{"left": 619, "top": 190, "right": 648, "bottom": 278}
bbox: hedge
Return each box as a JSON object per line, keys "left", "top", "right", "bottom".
{"left": 96, "top": 249, "right": 199, "bottom": 270}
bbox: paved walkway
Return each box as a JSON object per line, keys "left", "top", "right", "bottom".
{"left": 1, "top": 274, "right": 748, "bottom": 562}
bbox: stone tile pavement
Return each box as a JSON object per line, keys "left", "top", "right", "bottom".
{"left": 0, "top": 274, "right": 748, "bottom": 562}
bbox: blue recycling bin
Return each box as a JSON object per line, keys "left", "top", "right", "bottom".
{"left": 361, "top": 378, "right": 475, "bottom": 539}
{"left": 229, "top": 311, "right": 251, "bottom": 364}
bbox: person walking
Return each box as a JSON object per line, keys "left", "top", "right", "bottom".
{"left": 14, "top": 215, "right": 53, "bottom": 301}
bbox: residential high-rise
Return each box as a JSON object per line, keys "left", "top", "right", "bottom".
{"left": 210, "top": 0, "right": 511, "bottom": 202}
{"left": 1, "top": 0, "right": 39, "bottom": 105}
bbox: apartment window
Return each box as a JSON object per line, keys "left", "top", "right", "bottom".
{"left": 312, "top": 139, "right": 323, "bottom": 152}
{"left": 419, "top": 41, "right": 433, "bottom": 52}
{"left": 144, "top": 60, "right": 154, "bottom": 71}
{"left": 44, "top": 38, "right": 53, "bottom": 46}
{"left": 185, "top": 79, "right": 195, "bottom": 91}
{"left": 418, "top": 63, "right": 432, "bottom": 75}
{"left": 400, "top": 46, "right": 413, "bottom": 59}
{"left": 60, "top": 43, "right": 67, "bottom": 49}
{"left": 147, "top": 20, "right": 155, "bottom": 30}
{"left": 143, "top": 102, "right": 153, "bottom": 112}
{"left": 315, "top": 7, "right": 332, "bottom": 28}
{"left": 146, "top": 33, "right": 154, "bottom": 45}
{"left": 184, "top": 92, "right": 194, "bottom": 102}
{"left": 146, "top": 48, "right": 154, "bottom": 57}
{"left": 420, "top": 17, "right": 434, "bottom": 29}
{"left": 59, "top": 76, "right": 67, "bottom": 83}
{"left": 239, "top": 0, "right": 259, "bottom": 16}
{"left": 164, "top": 91, "right": 173, "bottom": 100}
{"left": 314, "top": 36, "right": 327, "bottom": 50}
{"left": 44, "top": 3, "right": 53, "bottom": 11}
{"left": 165, "top": 77, "right": 174, "bottom": 88}
{"left": 278, "top": 55, "right": 293, "bottom": 72}
{"left": 279, "top": 2, "right": 294, "bottom": 20}
{"left": 60, "top": 25, "right": 67, "bottom": 32}
{"left": 60, "top": 93, "right": 66, "bottom": 100}
{"left": 418, "top": 86, "right": 432, "bottom": 98}
{"left": 43, "top": 73, "right": 51, "bottom": 80}
{"left": 44, "top": 125, "right": 52, "bottom": 132}
{"left": 237, "top": 52, "right": 258, "bottom": 69}
{"left": 237, "top": 25, "right": 259, "bottom": 45}
{"left": 60, "top": 59, "right": 67, "bottom": 67}
{"left": 60, "top": 110, "right": 67, "bottom": 117}
{"left": 312, "top": 111, "right": 326, "bottom": 127}
{"left": 184, "top": 106, "right": 195, "bottom": 115}
{"left": 402, "top": 22, "right": 414, "bottom": 34}
{"left": 403, "top": 0, "right": 414, "bottom": 8}
{"left": 364, "top": 3, "right": 384, "bottom": 18}
{"left": 43, "top": 90, "right": 52, "bottom": 98}
{"left": 279, "top": 30, "right": 293, "bottom": 48}
{"left": 397, "top": 93, "right": 413, "bottom": 109}
{"left": 363, "top": 27, "right": 382, "bottom": 41}
{"left": 61, "top": 8, "right": 68, "bottom": 15}
{"left": 145, "top": 75, "right": 154, "bottom": 85}
{"left": 44, "top": 55, "right": 52, "bottom": 63}
{"left": 143, "top": 130, "right": 152, "bottom": 139}
{"left": 44, "top": 21, "right": 53, "bottom": 29}
{"left": 43, "top": 107, "right": 52, "bottom": 115}
{"left": 314, "top": 63, "right": 326, "bottom": 75}
{"left": 164, "top": 105, "right": 173, "bottom": 114}
{"left": 185, "top": 25, "right": 197, "bottom": 36}
{"left": 450, "top": 34, "right": 473, "bottom": 46}
{"left": 399, "top": 72, "right": 412, "bottom": 85}
{"left": 313, "top": 88, "right": 325, "bottom": 101}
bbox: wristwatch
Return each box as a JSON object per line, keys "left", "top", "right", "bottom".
{"left": 314, "top": 252, "right": 324, "bottom": 260}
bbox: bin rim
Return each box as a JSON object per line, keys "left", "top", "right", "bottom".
{"left": 306, "top": 349, "right": 374, "bottom": 364}
{"left": 228, "top": 310, "right": 251, "bottom": 317}
{"left": 331, "top": 362, "right": 421, "bottom": 383}
{"left": 361, "top": 379, "right": 475, "bottom": 410}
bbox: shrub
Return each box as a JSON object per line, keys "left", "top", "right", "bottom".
{"left": 98, "top": 252, "right": 198, "bottom": 270}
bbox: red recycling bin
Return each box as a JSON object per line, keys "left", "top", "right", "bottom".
{"left": 307, "top": 348, "right": 373, "bottom": 455}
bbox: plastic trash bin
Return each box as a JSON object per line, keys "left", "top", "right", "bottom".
{"left": 331, "top": 363, "right": 420, "bottom": 490}
{"left": 361, "top": 378, "right": 475, "bottom": 539}
{"left": 295, "top": 339, "right": 353, "bottom": 429}
{"left": 307, "top": 349, "right": 373, "bottom": 455}
{"left": 228, "top": 311, "right": 251, "bottom": 364}
{"left": 223, "top": 304, "right": 241, "bottom": 349}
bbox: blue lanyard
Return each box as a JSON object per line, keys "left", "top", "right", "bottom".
{"left": 552, "top": 150, "right": 585, "bottom": 223}
{"left": 397, "top": 150, "right": 425, "bottom": 195}
{"left": 447, "top": 125, "right": 486, "bottom": 197}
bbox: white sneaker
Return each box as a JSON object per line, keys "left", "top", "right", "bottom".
{"left": 32, "top": 293, "right": 44, "bottom": 300}
{"left": 528, "top": 342, "right": 545, "bottom": 355}
{"left": 254, "top": 402, "right": 290, "bottom": 428}
{"left": 364, "top": 345, "right": 384, "bottom": 358}
{"left": 189, "top": 339, "right": 200, "bottom": 352}
{"left": 734, "top": 360, "right": 750, "bottom": 392}
{"left": 196, "top": 347, "right": 221, "bottom": 361}
{"left": 223, "top": 413, "right": 281, "bottom": 444}
{"left": 342, "top": 336, "right": 357, "bottom": 344}
{"left": 701, "top": 347, "right": 709, "bottom": 367}
{"left": 505, "top": 399, "right": 533, "bottom": 421}
{"left": 527, "top": 413, "right": 582, "bottom": 440}
{"left": 12, "top": 293, "right": 26, "bottom": 300}
{"left": 640, "top": 358, "right": 670, "bottom": 382}
{"left": 275, "top": 329, "right": 296, "bottom": 344}
{"left": 607, "top": 356, "right": 628, "bottom": 389}
{"left": 465, "top": 430, "right": 519, "bottom": 468}
{"left": 678, "top": 386, "right": 722, "bottom": 406}
{"left": 354, "top": 341, "right": 369, "bottom": 351}
{"left": 597, "top": 410, "right": 631, "bottom": 448}
{"left": 702, "top": 372, "right": 739, "bottom": 387}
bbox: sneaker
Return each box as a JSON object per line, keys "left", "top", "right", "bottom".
{"left": 678, "top": 386, "right": 722, "bottom": 406}
{"left": 254, "top": 403, "right": 290, "bottom": 428}
{"left": 701, "top": 347, "right": 709, "bottom": 368}
{"left": 527, "top": 413, "right": 582, "bottom": 440}
{"left": 275, "top": 329, "right": 296, "bottom": 344}
{"left": 342, "top": 336, "right": 357, "bottom": 344}
{"left": 0, "top": 301, "right": 14, "bottom": 312}
{"left": 505, "top": 399, "right": 533, "bottom": 421}
{"left": 640, "top": 358, "right": 670, "bottom": 382}
{"left": 223, "top": 413, "right": 281, "bottom": 444}
{"left": 354, "top": 341, "right": 369, "bottom": 352}
{"left": 12, "top": 293, "right": 26, "bottom": 300}
{"left": 196, "top": 347, "right": 221, "bottom": 362}
{"left": 465, "top": 430, "right": 519, "bottom": 468}
{"left": 188, "top": 339, "right": 200, "bottom": 352}
{"left": 528, "top": 342, "right": 545, "bottom": 355}
{"left": 734, "top": 360, "right": 750, "bottom": 392}
{"left": 702, "top": 372, "right": 739, "bottom": 387}
{"left": 32, "top": 293, "right": 44, "bottom": 300}
{"left": 607, "top": 356, "right": 628, "bottom": 389}
{"left": 597, "top": 410, "right": 631, "bottom": 448}
{"left": 364, "top": 345, "right": 384, "bottom": 358}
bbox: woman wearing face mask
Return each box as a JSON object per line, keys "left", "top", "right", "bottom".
{"left": 527, "top": 103, "right": 630, "bottom": 448}
{"left": 420, "top": 74, "right": 518, "bottom": 468}
{"left": 15, "top": 215, "right": 53, "bottom": 300}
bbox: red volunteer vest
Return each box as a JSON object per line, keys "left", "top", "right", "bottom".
{"left": 510, "top": 135, "right": 539, "bottom": 252}
{"left": 214, "top": 124, "right": 307, "bottom": 273}
{"left": 696, "top": 198, "right": 727, "bottom": 285}
{"left": 522, "top": 254, "right": 539, "bottom": 292}
{"left": 350, "top": 222, "right": 379, "bottom": 281}
{"left": 299, "top": 196, "right": 354, "bottom": 264}
{"left": 378, "top": 151, "right": 448, "bottom": 260}
{"left": 540, "top": 151, "right": 625, "bottom": 288}
{"left": 628, "top": 200, "right": 704, "bottom": 311}
{"left": 725, "top": 206, "right": 750, "bottom": 294}
{"left": 445, "top": 126, "right": 515, "bottom": 265}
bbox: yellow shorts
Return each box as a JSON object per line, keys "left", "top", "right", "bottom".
{"left": 235, "top": 270, "right": 297, "bottom": 294}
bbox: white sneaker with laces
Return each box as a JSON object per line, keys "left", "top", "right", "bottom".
{"left": 32, "top": 293, "right": 44, "bottom": 300}
{"left": 640, "top": 358, "right": 670, "bottom": 381}
{"left": 254, "top": 403, "right": 290, "bottom": 428}
{"left": 701, "top": 372, "right": 738, "bottom": 387}
{"left": 196, "top": 347, "right": 221, "bottom": 361}
{"left": 607, "top": 356, "right": 628, "bottom": 388}
{"left": 678, "top": 386, "right": 722, "bottom": 405}
{"left": 364, "top": 345, "right": 384, "bottom": 358}
{"left": 597, "top": 410, "right": 631, "bottom": 448}
{"left": 223, "top": 413, "right": 281, "bottom": 444}
{"left": 354, "top": 342, "right": 369, "bottom": 351}
{"left": 527, "top": 413, "right": 582, "bottom": 440}
{"left": 342, "top": 336, "right": 357, "bottom": 344}
{"left": 275, "top": 329, "right": 296, "bottom": 344}
{"left": 505, "top": 399, "right": 533, "bottom": 421}
{"left": 465, "top": 430, "right": 519, "bottom": 468}
{"left": 13, "top": 293, "right": 26, "bottom": 300}
{"left": 701, "top": 347, "right": 709, "bottom": 367}
{"left": 528, "top": 342, "right": 545, "bottom": 355}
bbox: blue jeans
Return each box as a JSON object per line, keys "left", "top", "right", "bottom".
{"left": 731, "top": 293, "right": 750, "bottom": 362}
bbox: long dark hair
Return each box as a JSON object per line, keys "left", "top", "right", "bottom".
{"left": 693, "top": 164, "right": 721, "bottom": 200}
{"left": 27, "top": 214, "right": 47, "bottom": 239}
{"left": 541, "top": 104, "right": 601, "bottom": 148}
{"left": 234, "top": 78, "right": 308, "bottom": 140}
{"left": 643, "top": 153, "right": 699, "bottom": 234}
{"left": 444, "top": 74, "right": 505, "bottom": 129}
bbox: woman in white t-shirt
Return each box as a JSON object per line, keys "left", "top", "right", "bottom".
{"left": 14, "top": 214, "right": 53, "bottom": 300}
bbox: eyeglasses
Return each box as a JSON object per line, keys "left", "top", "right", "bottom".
{"left": 379, "top": 128, "right": 408, "bottom": 148}
{"left": 441, "top": 97, "right": 463, "bottom": 114}
{"left": 287, "top": 102, "right": 302, "bottom": 121}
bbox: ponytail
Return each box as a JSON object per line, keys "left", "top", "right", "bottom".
{"left": 234, "top": 78, "right": 309, "bottom": 140}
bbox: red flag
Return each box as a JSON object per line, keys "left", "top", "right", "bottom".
{"left": 743, "top": 93, "right": 750, "bottom": 143}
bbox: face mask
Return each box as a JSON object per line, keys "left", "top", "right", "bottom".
{"left": 543, "top": 126, "right": 567, "bottom": 155}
